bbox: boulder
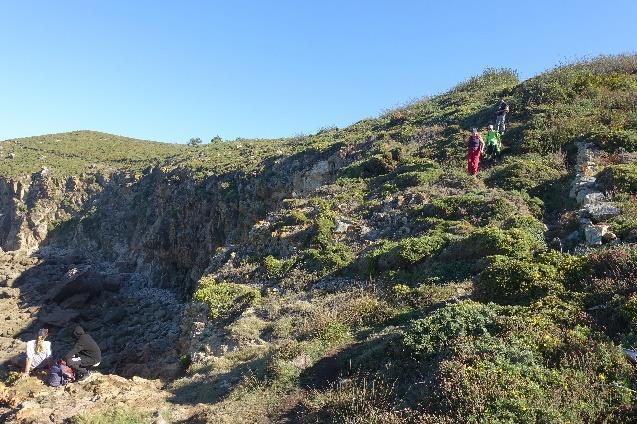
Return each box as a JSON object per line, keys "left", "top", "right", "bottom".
{"left": 40, "top": 308, "right": 79, "bottom": 327}
{"left": 580, "top": 191, "right": 606, "bottom": 206}
{"left": 584, "top": 202, "right": 620, "bottom": 222}
{"left": 584, "top": 224, "right": 608, "bottom": 246}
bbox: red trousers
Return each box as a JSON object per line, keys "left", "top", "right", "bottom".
{"left": 467, "top": 148, "right": 481, "bottom": 175}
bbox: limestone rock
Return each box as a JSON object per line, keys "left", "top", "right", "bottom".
{"left": 584, "top": 224, "right": 608, "bottom": 246}
{"left": 584, "top": 202, "right": 620, "bottom": 222}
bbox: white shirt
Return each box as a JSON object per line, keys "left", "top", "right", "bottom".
{"left": 25, "top": 340, "right": 52, "bottom": 370}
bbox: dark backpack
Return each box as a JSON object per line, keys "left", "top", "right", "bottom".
{"left": 47, "top": 363, "right": 74, "bottom": 387}
{"left": 468, "top": 135, "right": 482, "bottom": 151}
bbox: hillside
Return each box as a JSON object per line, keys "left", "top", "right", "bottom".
{"left": 1, "top": 54, "right": 637, "bottom": 423}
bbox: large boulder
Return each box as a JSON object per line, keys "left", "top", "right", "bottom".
{"left": 584, "top": 202, "right": 621, "bottom": 222}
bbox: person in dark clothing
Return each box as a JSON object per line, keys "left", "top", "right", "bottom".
{"left": 65, "top": 325, "right": 101, "bottom": 380}
{"left": 495, "top": 98, "right": 509, "bottom": 134}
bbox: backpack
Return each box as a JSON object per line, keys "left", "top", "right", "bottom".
{"left": 468, "top": 134, "right": 482, "bottom": 151}
{"left": 47, "top": 363, "right": 74, "bottom": 387}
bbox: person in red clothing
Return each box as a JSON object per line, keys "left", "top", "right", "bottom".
{"left": 466, "top": 128, "right": 484, "bottom": 176}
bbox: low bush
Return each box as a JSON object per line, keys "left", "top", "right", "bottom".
{"left": 193, "top": 277, "right": 262, "bottom": 319}
{"left": 313, "top": 207, "right": 337, "bottom": 249}
{"left": 403, "top": 300, "right": 500, "bottom": 357}
{"left": 262, "top": 255, "right": 294, "bottom": 278}
{"left": 476, "top": 252, "right": 582, "bottom": 305}
{"left": 305, "top": 243, "right": 354, "bottom": 274}
{"left": 598, "top": 164, "right": 637, "bottom": 194}
{"left": 485, "top": 154, "right": 564, "bottom": 192}
{"left": 365, "top": 232, "right": 448, "bottom": 274}
{"left": 423, "top": 193, "right": 518, "bottom": 226}
{"left": 590, "top": 128, "right": 637, "bottom": 152}
{"left": 442, "top": 226, "right": 546, "bottom": 262}
{"left": 436, "top": 346, "right": 634, "bottom": 423}
{"left": 71, "top": 408, "right": 151, "bottom": 424}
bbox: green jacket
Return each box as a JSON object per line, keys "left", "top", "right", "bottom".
{"left": 485, "top": 130, "right": 501, "bottom": 146}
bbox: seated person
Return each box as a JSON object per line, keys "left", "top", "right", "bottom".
{"left": 64, "top": 325, "right": 101, "bottom": 380}
{"left": 23, "top": 328, "right": 53, "bottom": 376}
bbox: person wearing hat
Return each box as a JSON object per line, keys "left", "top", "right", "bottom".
{"left": 23, "top": 328, "right": 53, "bottom": 375}
{"left": 495, "top": 98, "right": 509, "bottom": 135}
{"left": 484, "top": 124, "right": 502, "bottom": 159}
{"left": 64, "top": 325, "right": 101, "bottom": 380}
{"left": 466, "top": 128, "right": 484, "bottom": 176}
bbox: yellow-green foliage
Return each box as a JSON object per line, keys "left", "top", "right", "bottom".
{"left": 262, "top": 255, "right": 293, "bottom": 278}
{"left": 443, "top": 226, "right": 546, "bottom": 261}
{"left": 305, "top": 243, "right": 354, "bottom": 274}
{"left": 476, "top": 252, "right": 584, "bottom": 305}
{"left": 423, "top": 193, "right": 518, "bottom": 226}
{"left": 365, "top": 232, "right": 449, "bottom": 273}
{"left": 598, "top": 164, "right": 637, "bottom": 194}
{"left": 313, "top": 206, "right": 337, "bottom": 249}
{"left": 193, "top": 277, "right": 261, "bottom": 319}
{"left": 486, "top": 153, "right": 564, "bottom": 192}
{"left": 71, "top": 407, "right": 150, "bottom": 424}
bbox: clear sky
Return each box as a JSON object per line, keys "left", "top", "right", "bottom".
{"left": 0, "top": 1, "right": 635, "bottom": 143}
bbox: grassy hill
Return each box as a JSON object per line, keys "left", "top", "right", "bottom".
{"left": 171, "top": 55, "right": 637, "bottom": 423}
{"left": 3, "top": 54, "right": 637, "bottom": 423}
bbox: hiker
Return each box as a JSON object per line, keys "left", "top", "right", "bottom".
{"left": 64, "top": 325, "right": 101, "bottom": 380}
{"left": 484, "top": 124, "right": 502, "bottom": 159}
{"left": 466, "top": 128, "right": 484, "bottom": 176}
{"left": 495, "top": 98, "right": 509, "bottom": 134}
{"left": 20, "top": 328, "right": 53, "bottom": 376}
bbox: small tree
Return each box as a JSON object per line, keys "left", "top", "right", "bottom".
{"left": 188, "top": 137, "right": 202, "bottom": 147}
{"left": 210, "top": 135, "right": 222, "bottom": 144}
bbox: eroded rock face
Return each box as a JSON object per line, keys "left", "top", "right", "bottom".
{"left": 0, "top": 142, "right": 350, "bottom": 383}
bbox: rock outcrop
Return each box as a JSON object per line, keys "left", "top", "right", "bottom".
{"left": 570, "top": 141, "right": 620, "bottom": 246}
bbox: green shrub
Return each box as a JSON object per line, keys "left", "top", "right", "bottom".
{"left": 305, "top": 243, "right": 354, "bottom": 274}
{"left": 313, "top": 207, "right": 337, "bottom": 249}
{"left": 365, "top": 233, "right": 448, "bottom": 273}
{"left": 193, "top": 277, "right": 261, "bottom": 319}
{"left": 71, "top": 408, "right": 151, "bottom": 424}
{"left": 485, "top": 154, "right": 563, "bottom": 192}
{"left": 423, "top": 193, "right": 517, "bottom": 226}
{"left": 436, "top": 348, "right": 634, "bottom": 423}
{"left": 393, "top": 170, "right": 441, "bottom": 189}
{"left": 598, "top": 164, "right": 637, "bottom": 194}
{"left": 317, "top": 321, "right": 352, "bottom": 346}
{"left": 442, "top": 226, "right": 546, "bottom": 261}
{"left": 476, "top": 252, "right": 582, "bottom": 305}
{"left": 391, "top": 283, "right": 459, "bottom": 309}
{"left": 263, "top": 255, "right": 294, "bottom": 278}
{"left": 590, "top": 128, "right": 637, "bottom": 152}
{"left": 403, "top": 300, "right": 500, "bottom": 357}
{"left": 284, "top": 210, "right": 310, "bottom": 225}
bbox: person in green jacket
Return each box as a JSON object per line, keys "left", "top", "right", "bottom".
{"left": 484, "top": 124, "right": 502, "bottom": 159}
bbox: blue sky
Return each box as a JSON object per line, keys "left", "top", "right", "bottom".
{"left": 0, "top": 1, "right": 635, "bottom": 143}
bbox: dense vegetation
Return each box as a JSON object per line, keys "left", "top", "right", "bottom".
{"left": 4, "top": 55, "right": 637, "bottom": 423}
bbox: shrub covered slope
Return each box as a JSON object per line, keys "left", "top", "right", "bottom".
{"left": 4, "top": 55, "right": 637, "bottom": 423}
